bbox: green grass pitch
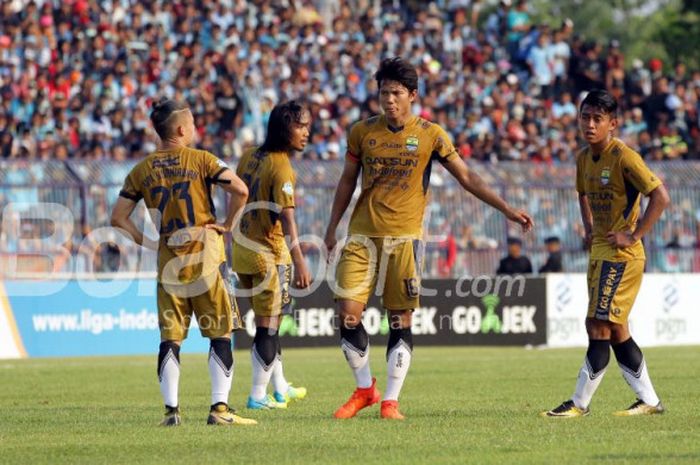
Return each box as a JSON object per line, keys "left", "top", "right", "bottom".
{"left": 1, "top": 346, "right": 699, "bottom": 465}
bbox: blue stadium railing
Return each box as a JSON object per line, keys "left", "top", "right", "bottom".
{"left": 1, "top": 159, "right": 699, "bottom": 276}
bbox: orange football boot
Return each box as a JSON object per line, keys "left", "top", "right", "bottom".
{"left": 333, "top": 377, "right": 380, "bottom": 419}
{"left": 380, "top": 400, "right": 405, "bottom": 420}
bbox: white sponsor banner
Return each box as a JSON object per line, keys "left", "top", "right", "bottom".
{"left": 547, "top": 273, "right": 700, "bottom": 347}
{"left": 546, "top": 274, "right": 589, "bottom": 348}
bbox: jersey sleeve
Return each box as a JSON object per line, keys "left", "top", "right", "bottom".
{"left": 431, "top": 125, "right": 458, "bottom": 164}
{"left": 346, "top": 122, "right": 363, "bottom": 163}
{"left": 202, "top": 151, "right": 230, "bottom": 182}
{"left": 575, "top": 150, "right": 586, "bottom": 193}
{"left": 272, "top": 161, "right": 296, "bottom": 209}
{"left": 119, "top": 167, "right": 143, "bottom": 202}
{"left": 620, "top": 149, "right": 663, "bottom": 195}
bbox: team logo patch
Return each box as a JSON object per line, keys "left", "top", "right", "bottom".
{"left": 282, "top": 181, "right": 294, "bottom": 196}
{"left": 406, "top": 136, "right": 419, "bottom": 152}
{"left": 600, "top": 168, "right": 611, "bottom": 186}
{"left": 404, "top": 278, "right": 420, "bottom": 298}
{"left": 216, "top": 158, "right": 229, "bottom": 168}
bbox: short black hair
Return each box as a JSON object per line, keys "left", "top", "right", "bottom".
{"left": 544, "top": 236, "right": 561, "bottom": 244}
{"left": 150, "top": 98, "right": 189, "bottom": 139}
{"left": 579, "top": 89, "right": 618, "bottom": 116}
{"left": 260, "top": 100, "right": 308, "bottom": 152}
{"left": 375, "top": 57, "right": 418, "bottom": 93}
{"left": 507, "top": 237, "right": 523, "bottom": 246}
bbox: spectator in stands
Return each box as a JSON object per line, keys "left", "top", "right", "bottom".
{"left": 0, "top": 0, "right": 697, "bottom": 164}
{"left": 496, "top": 237, "right": 533, "bottom": 274}
{"left": 539, "top": 236, "right": 563, "bottom": 273}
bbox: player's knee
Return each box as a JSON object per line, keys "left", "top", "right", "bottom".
{"left": 158, "top": 340, "right": 181, "bottom": 377}
{"left": 387, "top": 327, "right": 413, "bottom": 359}
{"left": 609, "top": 324, "right": 630, "bottom": 344}
{"left": 388, "top": 310, "right": 412, "bottom": 330}
{"left": 338, "top": 301, "right": 364, "bottom": 328}
{"left": 253, "top": 327, "right": 278, "bottom": 367}
{"left": 586, "top": 339, "right": 611, "bottom": 374}
{"left": 340, "top": 322, "right": 368, "bottom": 352}
{"left": 585, "top": 318, "right": 611, "bottom": 339}
{"left": 209, "top": 337, "right": 233, "bottom": 371}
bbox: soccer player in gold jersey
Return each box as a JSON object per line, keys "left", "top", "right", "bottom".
{"left": 111, "top": 99, "right": 257, "bottom": 426}
{"left": 543, "top": 90, "right": 670, "bottom": 418}
{"left": 324, "top": 57, "right": 534, "bottom": 420}
{"left": 232, "top": 101, "right": 312, "bottom": 410}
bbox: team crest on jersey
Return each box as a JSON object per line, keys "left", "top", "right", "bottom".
{"left": 600, "top": 168, "right": 611, "bottom": 186}
{"left": 282, "top": 181, "right": 294, "bottom": 196}
{"left": 216, "top": 158, "right": 228, "bottom": 168}
{"left": 406, "top": 136, "right": 419, "bottom": 152}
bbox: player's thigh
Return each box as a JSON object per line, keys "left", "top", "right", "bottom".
{"left": 192, "top": 263, "right": 243, "bottom": 339}
{"left": 241, "top": 264, "right": 292, "bottom": 318}
{"left": 157, "top": 283, "right": 193, "bottom": 341}
{"left": 334, "top": 236, "right": 379, "bottom": 306}
{"left": 383, "top": 238, "right": 423, "bottom": 311}
{"left": 609, "top": 260, "right": 644, "bottom": 324}
{"left": 587, "top": 259, "right": 643, "bottom": 324}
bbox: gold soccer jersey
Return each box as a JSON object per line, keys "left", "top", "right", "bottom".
{"left": 231, "top": 147, "right": 295, "bottom": 274}
{"left": 576, "top": 138, "right": 662, "bottom": 262}
{"left": 346, "top": 115, "right": 458, "bottom": 238}
{"left": 120, "top": 146, "right": 230, "bottom": 282}
{"left": 120, "top": 146, "right": 228, "bottom": 237}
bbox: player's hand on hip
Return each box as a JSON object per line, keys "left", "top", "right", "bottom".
{"left": 205, "top": 223, "right": 229, "bottom": 234}
{"left": 606, "top": 230, "right": 635, "bottom": 248}
{"left": 505, "top": 208, "right": 534, "bottom": 232}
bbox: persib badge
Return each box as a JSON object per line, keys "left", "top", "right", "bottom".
{"left": 282, "top": 181, "right": 294, "bottom": 196}
{"left": 406, "top": 136, "right": 419, "bottom": 152}
{"left": 600, "top": 168, "right": 611, "bottom": 186}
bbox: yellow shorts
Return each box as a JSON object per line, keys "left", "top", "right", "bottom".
{"left": 158, "top": 262, "right": 242, "bottom": 340}
{"left": 334, "top": 235, "right": 423, "bottom": 310}
{"left": 587, "top": 259, "right": 644, "bottom": 324}
{"left": 237, "top": 264, "right": 293, "bottom": 317}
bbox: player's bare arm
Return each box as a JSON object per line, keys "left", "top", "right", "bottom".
{"left": 324, "top": 158, "right": 361, "bottom": 252}
{"left": 578, "top": 193, "right": 594, "bottom": 251}
{"left": 606, "top": 184, "right": 670, "bottom": 248}
{"left": 442, "top": 155, "right": 534, "bottom": 232}
{"left": 111, "top": 196, "right": 156, "bottom": 250}
{"left": 205, "top": 168, "right": 249, "bottom": 234}
{"left": 281, "top": 207, "right": 311, "bottom": 288}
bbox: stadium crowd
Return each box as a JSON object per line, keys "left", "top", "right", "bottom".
{"left": 0, "top": 0, "right": 698, "bottom": 163}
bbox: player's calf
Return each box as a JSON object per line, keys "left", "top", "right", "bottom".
{"left": 157, "top": 340, "right": 181, "bottom": 420}
{"left": 208, "top": 337, "right": 233, "bottom": 407}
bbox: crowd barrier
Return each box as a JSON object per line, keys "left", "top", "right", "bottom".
{"left": 1, "top": 274, "right": 698, "bottom": 358}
